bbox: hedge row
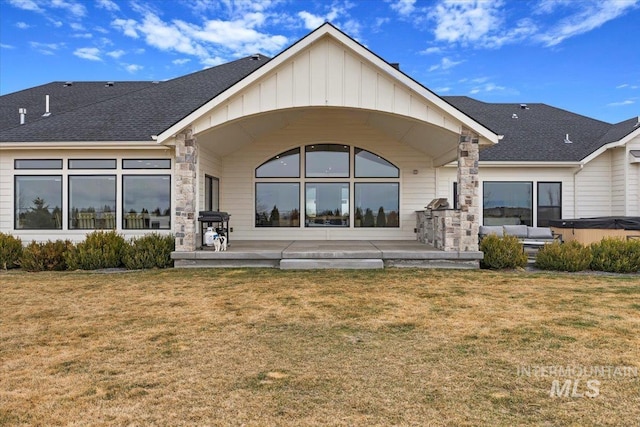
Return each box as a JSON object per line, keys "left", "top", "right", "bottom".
{"left": 0, "top": 231, "right": 174, "bottom": 272}
{"left": 480, "top": 234, "right": 640, "bottom": 273}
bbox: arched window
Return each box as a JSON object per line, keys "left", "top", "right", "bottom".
{"left": 255, "top": 145, "right": 400, "bottom": 228}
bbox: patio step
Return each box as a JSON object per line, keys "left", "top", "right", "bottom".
{"left": 280, "top": 258, "right": 384, "bottom": 270}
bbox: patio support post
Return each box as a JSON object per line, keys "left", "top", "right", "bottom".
{"left": 174, "top": 127, "right": 198, "bottom": 251}
{"left": 457, "top": 128, "right": 480, "bottom": 251}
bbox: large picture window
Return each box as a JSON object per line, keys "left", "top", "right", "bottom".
{"left": 305, "top": 144, "right": 349, "bottom": 178}
{"left": 355, "top": 183, "right": 399, "bottom": 227}
{"left": 256, "top": 183, "right": 300, "bottom": 227}
{"left": 256, "top": 148, "right": 300, "bottom": 178}
{"left": 123, "top": 175, "right": 171, "bottom": 229}
{"left": 305, "top": 183, "right": 349, "bottom": 227}
{"left": 69, "top": 176, "right": 116, "bottom": 229}
{"left": 483, "top": 182, "right": 533, "bottom": 226}
{"left": 537, "top": 182, "right": 562, "bottom": 227}
{"left": 15, "top": 176, "right": 62, "bottom": 229}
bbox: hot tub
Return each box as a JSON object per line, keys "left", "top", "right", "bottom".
{"left": 549, "top": 217, "right": 640, "bottom": 245}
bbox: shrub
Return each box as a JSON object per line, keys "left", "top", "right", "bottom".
{"left": 65, "top": 231, "right": 126, "bottom": 270}
{"left": 20, "top": 240, "right": 73, "bottom": 272}
{"left": 479, "top": 234, "right": 528, "bottom": 269}
{"left": 122, "top": 234, "right": 175, "bottom": 270}
{"left": 535, "top": 241, "right": 592, "bottom": 272}
{"left": 590, "top": 238, "right": 640, "bottom": 273}
{"left": 0, "top": 233, "right": 23, "bottom": 269}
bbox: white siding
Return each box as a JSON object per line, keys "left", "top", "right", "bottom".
{"left": 575, "top": 151, "right": 612, "bottom": 218}
{"left": 216, "top": 109, "right": 435, "bottom": 240}
{"left": 0, "top": 148, "right": 174, "bottom": 243}
{"left": 611, "top": 147, "right": 626, "bottom": 215}
{"left": 627, "top": 136, "right": 640, "bottom": 215}
{"left": 197, "top": 145, "right": 223, "bottom": 213}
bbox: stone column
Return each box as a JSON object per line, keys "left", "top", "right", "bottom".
{"left": 174, "top": 128, "right": 198, "bottom": 251}
{"left": 457, "top": 129, "right": 480, "bottom": 251}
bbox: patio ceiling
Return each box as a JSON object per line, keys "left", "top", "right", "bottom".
{"left": 194, "top": 107, "right": 461, "bottom": 166}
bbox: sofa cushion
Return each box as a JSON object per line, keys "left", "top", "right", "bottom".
{"left": 503, "top": 225, "right": 528, "bottom": 238}
{"left": 527, "top": 227, "right": 553, "bottom": 239}
{"left": 479, "top": 225, "right": 504, "bottom": 237}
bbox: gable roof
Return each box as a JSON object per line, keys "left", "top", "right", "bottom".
{"left": 0, "top": 55, "right": 268, "bottom": 142}
{"left": 444, "top": 96, "right": 638, "bottom": 162}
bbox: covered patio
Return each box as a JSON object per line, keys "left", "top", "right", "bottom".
{"left": 172, "top": 240, "right": 483, "bottom": 269}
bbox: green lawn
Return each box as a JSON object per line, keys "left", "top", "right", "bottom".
{"left": 1, "top": 268, "right": 638, "bottom": 426}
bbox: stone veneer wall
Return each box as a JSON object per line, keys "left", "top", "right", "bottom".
{"left": 174, "top": 128, "right": 198, "bottom": 251}
{"left": 416, "top": 129, "right": 480, "bottom": 252}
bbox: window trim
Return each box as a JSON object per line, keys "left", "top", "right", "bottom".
{"left": 68, "top": 174, "right": 117, "bottom": 230}
{"left": 68, "top": 159, "right": 117, "bottom": 170}
{"left": 121, "top": 174, "right": 172, "bottom": 230}
{"left": 255, "top": 147, "right": 301, "bottom": 178}
{"left": 255, "top": 182, "right": 301, "bottom": 228}
{"left": 122, "top": 159, "right": 171, "bottom": 169}
{"left": 536, "top": 181, "right": 562, "bottom": 227}
{"left": 482, "top": 181, "right": 533, "bottom": 226}
{"left": 14, "top": 159, "right": 63, "bottom": 170}
{"left": 204, "top": 175, "right": 220, "bottom": 211}
{"left": 354, "top": 147, "right": 399, "bottom": 178}
{"left": 304, "top": 143, "right": 350, "bottom": 178}
{"left": 354, "top": 182, "right": 400, "bottom": 228}
{"left": 304, "top": 181, "right": 350, "bottom": 228}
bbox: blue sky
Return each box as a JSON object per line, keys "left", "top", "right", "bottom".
{"left": 1, "top": 0, "right": 638, "bottom": 123}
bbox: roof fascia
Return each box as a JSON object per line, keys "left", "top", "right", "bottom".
{"left": 442, "top": 161, "right": 581, "bottom": 168}
{"left": 581, "top": 126, "right": 640, "bottom": 165}
{"left": 157, "top": 23, "right": 498, "bottom": 145}
{"left": 0, "top": 141, "right": 168, "bottom": 150}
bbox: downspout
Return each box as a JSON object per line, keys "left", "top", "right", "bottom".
{"left": 573, "top": 163, "right": 584, "bottom": 220}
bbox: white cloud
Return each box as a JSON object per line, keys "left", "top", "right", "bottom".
{"left": 390, "top": 0, "right": 417, "bottom": 16}
{"left": 469, "top": 82, "right": 507, "bottom": 94}
{"left": 139, "top": 14, "right": 209, "bottom": 57}
{"left": 125, "top": 63, "right": 143, "bottom": 73}
{"left": 30, "top": 41, "right": 64, "bottom": 55}
{"left": 74, "top": 47, "right": 102, "bottom": 61}
{"left": 535, "top": 0, "right": 577, "bottom": 15}
{"left": 172, "top": 58, "right": 191, "bottom": 65}
{"left": 112, "top": 18, "right": 139, "bottom": 38}
{"left": 96, "top": 0, "right": 120, "bottom": 12}
{"left": 8, "top": 0, "right": 42, "bottom": 13}
{"left": 420, "top": 46, "right": 442, "bottom": 55}
{"left": 1, "top": 43, "right": 16, "bottom": 49}
{"left": 201, "top": 56, "right": 226, "bottom": 67}
{"left": 16, "top": 21, "right": 30, "bottom": 29}
{"left": 49, "top": 19, "right": 63, "bottom": 28}
{"left": 607, "top": 99, "right": 635, "bottom": 107}
{"left": 616, "top": 84, "right": 629, "bottom": 89}
{"left": 436, "top": 86, "right": 451, "bottom": 93}
{"left": 537, "top": 0, "right": 639, "bottom": 46}
{"left": 430, "top": 0, "right": 504, "bottom": 44}
{"left": 429, "top": 57, "right": 464, "bottom": 72}
{"left": 72, "top": 33, "right": 93, "bottom": 38}
{"left": 70, "top": 22, "right": 85, "bottom": 31}
{"left": 106, "top": 49, "right": 125, "bottom": 58}
{"left": 50, "top": 0, "right": 86, "bottom": 18}
{"left": 298, "top": 11, "right": 326, "bottom": 29}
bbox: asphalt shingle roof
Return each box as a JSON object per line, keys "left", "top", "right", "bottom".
{"left": 0, "top": 54, "right": 269, "bottom": 142}
{"left": 443, "top": 96, "right": 638, "bottom": 162}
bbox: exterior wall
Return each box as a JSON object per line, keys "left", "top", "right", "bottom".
{"left": 437, "top": 166, "right": 576, "bottom": 225}
{"left": 0, "top": 147, "right": 174, "bottom": 242}
{"left": 575, "top": 151, "right": 612, "bottom": 218}
{"left": 627, "top": 136, "right": 640, "bottom": 215}
{"left": 212, "top": 110, "right": 435, "bottom": 240}
{"left": 197, "top": 144, "right": 223, "bottom": 213}
{"left": 611, "top": 147, "right": 626, "bottom": 215}
{"left": 192, "top": 36, "right": 463, "bottom": 138}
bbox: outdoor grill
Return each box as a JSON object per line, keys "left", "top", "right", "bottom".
{"left": 198, "top": 211, "right": 230, "bottom": 248}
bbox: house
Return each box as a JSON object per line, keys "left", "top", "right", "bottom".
{"left": 1, "top": 23, "right": 639, "bottom": 267}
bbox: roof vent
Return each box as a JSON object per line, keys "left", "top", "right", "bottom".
{"left": 250, "top": 54, "right": 261, "bottom": 60}
{"left": 105, "top": 82, "right": 114, "bottom": 87}
{"left": 42, "top": 95, "right": 51, "bottom": 117}
{"left": 520, "top": 104, "right": 529, "bottom": 110}
{"left": 512, "top": 113, "right": 518, "bottom": 119}
{"left": 390, "top": 62, "right": 400, "bottom": 70}
{"left": 63, "top": 82, "right": 73, "bottom": 87}
{"left": 564, "top": 133, "right": 572, "bottom": 144}
{"left": 19, "top": 108, "right": 27, "bottom": 125}
{"left": 635, "top": 116, "right": 640, "bottom": 128}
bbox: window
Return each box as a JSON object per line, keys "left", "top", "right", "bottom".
{"left": 204, "top": 175, "right": 219, "bottom": 211}
{"left": 255, "top": 183, "right": 300, "bottom": 227}
{"left": 123, "top": 159, "right": 171, "bottom": 169}
{"left": 305, "top": 144, "right": 349, "bottom": 177}
{"left": 15, "top": 176, "right": 62, "bottom": 229}
{"left": 355, "top": 148, "right": 399, "bottom": 178}
{"left": 537, "top": 182, "right": 562, "bottom": 227}
{"left": 355, "top": 183, "right": 399, "bottom": 227}
{"left": 69, "top": 176, "right": 116, "bottom": 229}
{"left": 483, "top": 182, "right": 533, "bottom": 226}
{"left": 256, "top": 148, "right": 300, "bottom": 178}
{"left": 453, "top": 182, "right": 459, "bottom": 210}
{"left": 123, "top": 175, "right": 171, "bottom": 229}
{"left": 69, "top": 159, "right": 116, "bottom": 169}
{"left": 305, "top": 183, "right": 349, "bottom": 227}
{"left": 15, "top": 159, "right": 62, "bottom": 169}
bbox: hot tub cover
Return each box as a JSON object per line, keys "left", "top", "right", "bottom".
{"left": 549, "top": 217, "right": 640, "bottom": 230}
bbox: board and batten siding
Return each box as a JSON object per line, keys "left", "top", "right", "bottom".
{"left": 203, "top": 110, "right": 436, "bottom": 240}
{"left": 611, "top": 147, "right": 626, "bottom": 216}
{"left": 192, "top": 36, "right": 462, "bottom": 139}
{"left": 0, "top": 148, "right": 174, "bottom": 242}
{"left": 627, "top": 137, "right": 640, "bottom": 216}
{"left": 575, "top": 151, "right": 612, "bottom": 218}
{"left": 436, "top": 166, "right": 576, "bottom": 225}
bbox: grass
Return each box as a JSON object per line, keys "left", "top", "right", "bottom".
{"left": 1, "top": 268, "right": 639, "bottom": 426}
